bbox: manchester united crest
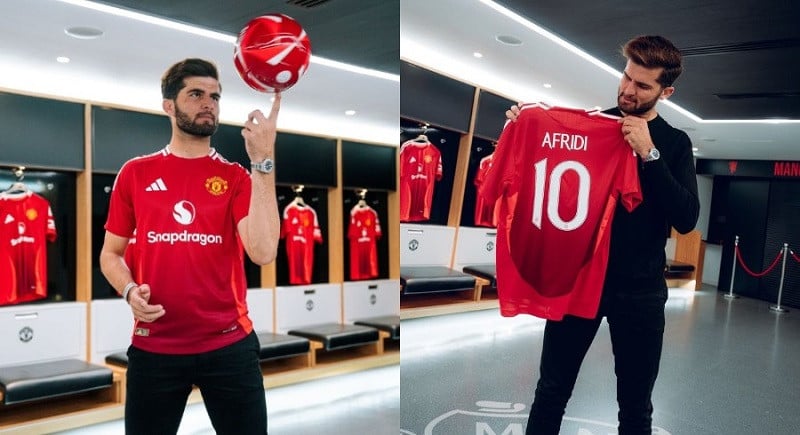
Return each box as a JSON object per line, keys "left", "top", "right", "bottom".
{"left": 205, "top": 176, "right": 228, "bottom": 196}
{"left": 25, "top": 208, "right": 38, "bottom": 220}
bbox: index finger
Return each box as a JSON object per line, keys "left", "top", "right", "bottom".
{"left": 267, "top": 92, "right": 281, "bottom": 120}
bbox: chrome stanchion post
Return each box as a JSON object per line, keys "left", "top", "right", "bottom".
{"left": 769, "top": 243, "right": 789, "bottom": 313}
{"left": 724, "top": 235, "right": 739, "bottom": 299}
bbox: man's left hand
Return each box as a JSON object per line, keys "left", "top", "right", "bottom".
{"left": 619, "top": 116, "right": 654, "bottom": 158}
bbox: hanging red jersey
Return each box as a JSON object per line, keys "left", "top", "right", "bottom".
{"left": 105, "top": 146, "right": 253, "bottom": 354}
{"left": 399, "top": 139, "right": 442, "bottom": 222}
{"left": 0, "top": 191, "right": 57, "bottom": 305}
{"left": 474, "top": 153, "right": 498, "bottom": 227}
{"left": 281, "top": 202, "right": 323, "bottom": 285}
{"left": 348, "top": 204, "right": 382, "bottom": 280}
{"left": 480, "top": 104, "right": 642, "bottom": 320}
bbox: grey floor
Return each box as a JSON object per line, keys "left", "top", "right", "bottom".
{"left": 401, "top": 287, "right": 800, "bottom": 435}
{"left": 56, "top": 365, "right": 399, "bottom": 435}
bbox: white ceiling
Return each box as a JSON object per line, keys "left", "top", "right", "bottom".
{"left": 0, "top": 0, "right": 399, "bottom": 147}
{"left": 400, "top": 0, "right": 800, "bottom": 161}
{"left": 1, "top": 0, "right": 797, "bottom": 161}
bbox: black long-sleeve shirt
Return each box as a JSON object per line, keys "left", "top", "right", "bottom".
{"left": 603, "top": 108, "right": 700, "bottom": 286}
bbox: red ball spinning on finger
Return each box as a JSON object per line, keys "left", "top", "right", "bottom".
{"left": 234, "top": 14, "right": 312, "bottom": 93}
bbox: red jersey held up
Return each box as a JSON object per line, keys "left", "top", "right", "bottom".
{"left": 281, "top": 201, "right": 323, "bottom": 285}
{"left": 399, "top": 139, "right": 442, "bottom": 222}
{"left": 480, "top": 104, "right": 642, "bottom": 320}
{"left": 0, "top": 191, "right": 56, "bottom": 305}
{"left": 105, "top": 146, "right": 253, "bottom": 354}
{"left": 348, "top": 203, "right": 382, "bottom": 280}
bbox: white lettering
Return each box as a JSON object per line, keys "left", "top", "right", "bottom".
{"left": 541, "top": 132, "right": 588, "bottom": 151}
{"left": 9, "top": 236, "right": 35, "bottom": 247}
{"left": 476, "top": 422, "right": 524, "bottom": 435}
{"left": 146, "top": 230, "right": 223, "bottom": 246}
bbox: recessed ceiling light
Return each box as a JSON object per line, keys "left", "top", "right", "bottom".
{"left": 495, "top": 35, "right": 523, "bottom": 46}
{"left": 543, "top": 83, "right": 552, "bottom": 88}
{"left": 473, "top": 52, "right": 483, "bottom": 58}
{"left": 345, "top": 110, "right": 356, "bottom": 116}
{"left": 64, "top": 26, "right": 104, "bottom": 40}
{"left": 56, "top": 56, "right": 71, "bottom": 64}
{"left": 692, "top": 147, "right": 699, "bottom": 152}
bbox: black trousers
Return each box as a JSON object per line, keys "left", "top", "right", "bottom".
{"left": 526, "top": 283, "right": 668, "bottom": 435}
{"left": 125, "top": 331, "right": 267, "bottom": 435}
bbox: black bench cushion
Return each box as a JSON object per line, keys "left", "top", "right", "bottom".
{"left": 288, "top": 323, "right": 379, "bottom": 351}
{"left": 256, "top": 332, "right": 310, "bottom": 360}
{"left": 666, "top": 260, "right": 695, "bottom": 273}
{"left": 105, "top": 352, "right": 128, "bottom": 367}
{"left": 462, "top": 263, "right": 497, "bottom": 287}
{"left": 400, "top": 266, "right": 476, "bottom": 294}
{"left": 0, "top": 359, "right": 113, "bottom": 405}
{"left": 354, "top": 315, "right": 400, "bottom": 340}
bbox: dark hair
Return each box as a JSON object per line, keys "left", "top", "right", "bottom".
{"left": 161, "top": 58, "right": 220, "bottom": 100}
{"left": 622, "top": 35, "right": 683, "bottom": 88}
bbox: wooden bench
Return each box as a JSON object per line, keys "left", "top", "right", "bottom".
{"left": 287, "top": 324, "right": 382, "bottom": 365}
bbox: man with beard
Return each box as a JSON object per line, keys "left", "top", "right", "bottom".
{"left": 100, "top": 58, "right": 279, "bottom": 434}
{"left": 504, "top": 36, "right": 699, "bottom": 434}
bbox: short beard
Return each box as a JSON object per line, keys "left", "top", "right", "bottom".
{"left": 617, "top": 92, "right": 659, "bottom": 116}
{"left": 175, "top": 105, "right": 217, "bottom": 137}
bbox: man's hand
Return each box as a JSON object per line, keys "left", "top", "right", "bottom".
{"left": 242, "top": 93, "right": 281, "bottom": 162}
{"left": 619, "top": 116, "right": 655, "bottom": 158}
{"left": 128, "top": 284, "right": 165, "bottom": 323}
{"left": 505, "top": 103, "right": 522, "bottom": 122}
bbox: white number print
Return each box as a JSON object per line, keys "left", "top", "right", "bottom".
{"left": 531, "top": 158, "right": 590, "bottom": 231}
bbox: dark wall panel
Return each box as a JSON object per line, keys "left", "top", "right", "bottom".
{"left": 341, "top": 141, "right": 396, "bottom": 191}
{"left": 760, "top": 180, "right": 800, "bottom": 308}
{"left": 716, "top": 178, "right": 770, "bottom": 298}
{"left": 0, "top": 92, "right": 84, "bottom": 170}
{"left": 274, "top": 133, "right": 337, "bottom": 187}
{"left": 474, "top": 90, "right": 515, "bottom": 141}
{"left": 400, "top": 61, "right": 475, "bottom": 134}
{"left": 92, "top": 107, "right": 170, "bottom": 173}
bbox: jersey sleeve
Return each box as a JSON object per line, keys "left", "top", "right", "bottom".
{"left": 373, "top": 209, "right": 382, "bottom": 239}
{"left": 104, "top": 161, "right": 137, "bottom": 238}
{"left": 231, "top": 165, "right": 252, "bottom": 226}
{"left": 45, "top": 203, "right": 56, "bottom": 242}
{"left": 479, "top": 120, "right": 518, "bottom": 203}
{"left": 618, "top": 151, "right": 643, "bottom": 212}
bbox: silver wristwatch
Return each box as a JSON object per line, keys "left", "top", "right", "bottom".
{"left": 643, "top": 148, "right": 660, "bottom": 162}
{"left": 251, "top": 158, "right": 274, "bottom": 174}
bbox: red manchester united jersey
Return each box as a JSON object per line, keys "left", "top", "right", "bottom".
{"left": 0, "top": 191, "right": 56, "bottom": 305}
{"left": 474, "top": 153, "right": 498, "bottom": 227}
{"left": 281, "top": 202, "right": 323, "bottom": 285}
{"left": 480, "top": 104, "right": 642, "bottom": 320}
{"left": 348, "top": 204, "right": 382, "bottom": 280}
{"left": 399, "top": 140, "right": 442, "bottom": 222}
{"left": 105, "top": 146, "right": 253, "bottom": 354}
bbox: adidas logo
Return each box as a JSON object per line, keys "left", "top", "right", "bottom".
{"left": 4, "top": 214, "right": 14, "bottom": 224}
{"left": 145, "top": 178, "right": 168, "bottom": 192}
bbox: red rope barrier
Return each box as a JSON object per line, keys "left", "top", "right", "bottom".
{"left": 735, "top": 246, "right": 783, "bottom": 277}
{"left": 792, "top": 250, "right": 800, "bottom": 265}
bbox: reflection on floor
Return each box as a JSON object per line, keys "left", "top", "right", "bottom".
{"left": 56, "top": 365, "right": 399, "bottom": 435}
{"left": 401, "top": 286, "right": 800, "bottom": 435}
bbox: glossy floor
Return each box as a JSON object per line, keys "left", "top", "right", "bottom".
{"left": 56, "top": 365, "right": 399, "bottom": 435}
{"left": 401, "top": 287, "right": 800, "bottom": 435}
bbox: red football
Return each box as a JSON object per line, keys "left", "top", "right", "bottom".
{"left": 234, "top": 14, "right": 312, "bottom": 93}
